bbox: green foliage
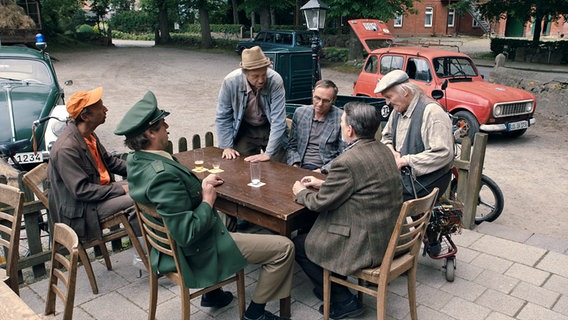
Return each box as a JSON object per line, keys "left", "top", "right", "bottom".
{"left": 76, "top": 24, "right": 94, "bottom": 33}
{"left": 75, "top": 24, "right": 98, "bottom": 41}
{"left": 111, "top": 30, "right": 155, "bottom": 40}
{"left": 109, "top": 10, "right": 153, "bottom": 33}
{"left": 321, "top": 47, "right": 349, "bottom": 62}
{"left": 41, "top": 0, "right": 85, "bottom": 36}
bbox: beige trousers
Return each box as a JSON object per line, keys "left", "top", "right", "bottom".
{"left": 231, "top": 232, "right": 295, "bottom": 304}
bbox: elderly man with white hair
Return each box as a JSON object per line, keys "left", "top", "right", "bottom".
{"left": 375, "top": 69, "right": 454, "bottom": 202}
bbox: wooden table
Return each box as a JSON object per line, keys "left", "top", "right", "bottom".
{"left": 175, "top": 146, "right": 324, "bottom": 317}
{"left": 0, "top": 281, "right": 41, "bottom": 320}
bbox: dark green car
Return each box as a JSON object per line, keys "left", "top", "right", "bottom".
{"left": 0, "top": 45, "right": 68, "bottom": 167}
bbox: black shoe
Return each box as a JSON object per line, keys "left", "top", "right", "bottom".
{"left": 200, "top": 290, "right": 233, "bottom": 308}
{"left": 318, "top": 295, "right": 364, "bottom": 319}
{"left": 428, "top": 242, "right": 442, "bottom": 256}
{"left": 242, "top": 310, "right": 290, "bottom": 320}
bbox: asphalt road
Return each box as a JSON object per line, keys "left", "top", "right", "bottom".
{"left": 50, "top": 42, "right": 568, "bottom": 240}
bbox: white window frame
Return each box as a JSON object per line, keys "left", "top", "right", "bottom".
{"left": 394, "top": 13, "right": 403, "bottom": 27}
{"left": 425, "top": 7, "right": 433, "bottom": 27}
{"left": 472, "top": 18, "right": 480, "bottom": 28}
{"left": 448, "top": 9, "right": 455, "bottom": 27}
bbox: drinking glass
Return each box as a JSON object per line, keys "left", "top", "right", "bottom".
{"left": 193, "top": 148, "right": 204, "bottom": 170}
{"left": 250, "top": 162, "right": 261, "bottom": 185}
{"left": 211, "top": 159, "right": 221, "bottom": 170}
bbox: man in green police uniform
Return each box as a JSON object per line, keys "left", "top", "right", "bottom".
{"left": 114, "top": 91, "right": 294, "bottom": 320}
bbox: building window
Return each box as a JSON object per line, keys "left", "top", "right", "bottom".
{"left": 472, "top": 19, "right": 480, "bottom": 28}
{"left": 425, "top": 7, "right": 433, "bottom": 27}
{"left": 448, "top": 9, "right": 455, "bottom": 27}
{"left": 394, "top": 14, "right": 403, "bottom": 27}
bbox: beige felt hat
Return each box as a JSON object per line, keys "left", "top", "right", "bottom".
{"left": 374, "top": 70, "right": 409, "bottom": 94}
{"left": 240, "top": 46, "right": 271, "bottom": 70}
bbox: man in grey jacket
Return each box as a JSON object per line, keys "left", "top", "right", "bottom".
{"left": 216, "top": 46, "right": 287, "bottom": 163}
{"left": 292, "top": 102, "right": 402, "bottom": 319}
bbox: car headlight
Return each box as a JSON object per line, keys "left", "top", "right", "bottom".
{"left": 494, "top": 105, "right": 502, "bottom": 117}
{"left": 526, "top": 102, "right": 534, "bottom": 113}
{"left": 51, "top": 121, "right": 66, "bottom": 136}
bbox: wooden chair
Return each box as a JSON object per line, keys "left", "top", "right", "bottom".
{"left": 0, "top": 184, "right": 24, "bottom": 296}
{"left": 22, "top": 163, "right": 148, "bottom": 295}
{"left": 45, "top": 223, "right": 80, "bottom": 320}
{"left": 134, "top": 202, "right": 246, "bottom": 320}
{"left": 322, "top": 188, "right": 439, "bottom": 320}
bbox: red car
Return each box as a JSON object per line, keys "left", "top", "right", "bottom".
{"left": 350, "top": 21, "right": 536, "bottom": 139}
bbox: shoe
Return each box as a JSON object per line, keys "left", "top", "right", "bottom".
{"left": 313, "top": 287, "right": 323, "bottom": 301}
{"left": 242, "top": 310, "right": 290, "bottom": 320}
{"left": 318, "top": 295, "right": 364, "bottom": 319}
{"left": 428, "top": 242, "right": 442, "bottom": 256}
{"left": 200, "top": 290, "right": 233, "bottom": 308}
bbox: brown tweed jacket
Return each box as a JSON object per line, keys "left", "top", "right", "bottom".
{"left": 294, "top": 138, "right": 402, "bottom": 276}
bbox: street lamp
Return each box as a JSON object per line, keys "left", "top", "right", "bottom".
{"left": 300, "top": 0, "right": 329, "bottom": 88}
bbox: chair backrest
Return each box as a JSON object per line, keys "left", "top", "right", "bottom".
{"left": 134, "top": 203, "right": 183, "bottom": 280}
{"left": 45, "top": 223, "right": 79, "bottom": 320}
{"left": 0, "top": 184, "right": 24, "bottom": 295}
{"left": 22, "top": 163, "right": 49, "bottom": 208}
{"left": 378, "top": 188, "right": 439, "bottom": 280}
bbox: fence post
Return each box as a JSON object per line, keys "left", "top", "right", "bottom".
{"left": 461, "top": 133, "right": 488, "bottom": 229}
{"left": 205, "top": 132, "right": 214, "bottom": 147}
{"left": 192, "top": 134, "right": 201, "bottom": 149}
{"left": 178, "top": 137, "right": 188, "bottom": 152}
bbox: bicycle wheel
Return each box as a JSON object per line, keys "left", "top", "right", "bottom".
{"left": 475, "top": 175, "right": 504, "bottom": 223}
{"left": 449, "top": 174, "right": 504, "bottom": 224}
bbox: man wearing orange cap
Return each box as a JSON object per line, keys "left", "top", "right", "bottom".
{"left": 47, "top": 87, "right": 143, "bottom": 265}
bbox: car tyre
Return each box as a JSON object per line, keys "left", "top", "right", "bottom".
{"left": 453, "top": 111, "right": 479, "bottom": 143}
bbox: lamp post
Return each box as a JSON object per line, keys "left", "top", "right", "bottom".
{"left": 300, "top": 0, "right": 329, "bottom": 88}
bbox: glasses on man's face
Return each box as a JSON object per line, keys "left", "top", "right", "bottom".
{"left": 313, "top": 95, "right": 332, "bottom": 104}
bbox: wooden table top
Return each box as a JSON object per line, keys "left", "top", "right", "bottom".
{"left": 174, "top": 147, "right": 324, "bottom": 221}
{"left": 0, "top": 281, "right": 41, "bottom": 320}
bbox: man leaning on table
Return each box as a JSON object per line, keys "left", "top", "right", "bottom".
{"left": 115, "top": 91, "right": 295, "bottom": 320}
{"left": 292, "top": 102, "right": 402, "bottom": 319}
{"left": 286, "top": 79, "right": 343, "bottom": 173}
{"left": 216, "top": 45, "right": 288, "bottom": 163}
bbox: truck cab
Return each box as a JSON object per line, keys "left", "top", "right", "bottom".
{"left": 351, "top": 42, "right": 536, "bottom": 139}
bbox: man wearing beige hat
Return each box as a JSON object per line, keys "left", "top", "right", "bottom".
{"left": 375, "top": 70, "right": 454, "bottom": 202}
{"left": 216, "top": 46, "right": 287, "bottom": 163}
{"left": 47, "top": 87, "right": 145, "bottom": 268}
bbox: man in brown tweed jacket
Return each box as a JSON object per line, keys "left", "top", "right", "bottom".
{"left": 292, "top": 102, "right": 402, "bottom": 319}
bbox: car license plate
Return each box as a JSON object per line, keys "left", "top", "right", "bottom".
{"left": 12, "top": 152, "right": 44, "bottom": 164}
{"left": 507, "top": 120, "right": 528, "bottom": 131}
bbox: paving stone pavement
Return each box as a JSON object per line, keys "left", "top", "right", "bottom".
{"left": 17, "top": 224, "right": 568, "bottom": 320}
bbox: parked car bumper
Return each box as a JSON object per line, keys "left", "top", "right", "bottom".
{"left": 480, "top": 117, "right": 535, "bottom": 132}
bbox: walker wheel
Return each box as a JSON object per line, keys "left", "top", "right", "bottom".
{"left": 445, "top": 258, "right": 455, "bottom": 282}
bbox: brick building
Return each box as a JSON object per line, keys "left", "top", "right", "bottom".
{"left": 384, "top": 1, "right": 486, "bottom": 37}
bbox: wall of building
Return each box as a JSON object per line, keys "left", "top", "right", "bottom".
{"left": 384, "top": 1, "right": 485, "bottom": 37}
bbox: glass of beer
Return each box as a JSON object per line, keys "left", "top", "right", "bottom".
{"left": 194, "top": 148, "right": 204, "bottom": 170}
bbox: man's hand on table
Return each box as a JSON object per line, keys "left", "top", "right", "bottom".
{"left": 244, "top": 153, "right": 270, "bottom": 162}
{"left": 222, "top": 148, "right": 240, "bottom": 159}
{"left": 293, "top": 175, "right": 324, "bottom": 195}
{"left": 203, "top": 174, "right": 224, "bottom": 187}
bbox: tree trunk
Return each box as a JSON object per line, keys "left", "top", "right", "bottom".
{"left": 157, "top": 0, "right": 170, "bottom": 43}
{"left": 532, "top": 14, "right": 543, "bottom": 45}
{"left": 348, "top": 28, "right": 363, "bottom": 60}
{"left": 231, "top": 0, "right": 239, "bottom": 24}
{"left": 259, "top": 5, "right": 270, "bottom": 30}
{"left": 199, "top": 5, "right": 212, "bottom": 48}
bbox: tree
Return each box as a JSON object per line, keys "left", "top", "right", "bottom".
{"left": 241, "top": 0, "right": 293, "bottom": 30}
{"left": 323, "top": 0, "right": 417, "bottom": 59}
{"left": 478, "top": 0, "right": 568, "bottom": 44}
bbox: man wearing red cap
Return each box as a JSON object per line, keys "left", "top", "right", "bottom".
{"left": 48, "top": 87, "right": 143, "bottom": 265}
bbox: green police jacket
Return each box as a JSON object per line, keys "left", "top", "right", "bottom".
{"left": 126, "top": 151, "right": 247, "bottom": 288}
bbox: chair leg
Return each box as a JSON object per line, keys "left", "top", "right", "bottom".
{"left": 323, "top": 269, "right": 331, "bottom": 320}
{"left": 376, "top": 279, "right": 388, "bottom": 320}
{"left": 98, "top": 242, "right": 113, "bottom": 271}
{"left": 237, "top": 270, "right": 246, "bottom": 318}
{"left": 180, "top": 286, "right": 191, "bottom": 320}
{"left": 148, "top": 272, "right": 158, "bottom": 320}
{"left": 78, "top": 245, "right": 99, "bottom": 294}
{"left": 407, "top": 267, "right": 418, "bottom": 320}
{"left": 121, "top": 216, "right": 149, "bottom": 271}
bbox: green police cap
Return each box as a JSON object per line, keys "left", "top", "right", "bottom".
{"left": 114, "top": 91, "right": 170, "bottom": 138}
